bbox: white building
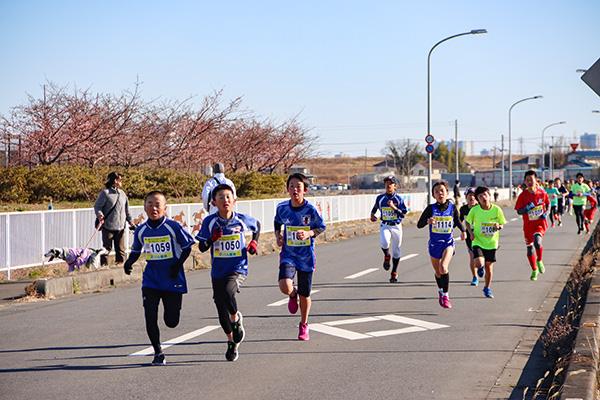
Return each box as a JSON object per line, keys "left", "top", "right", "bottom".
{"left": 580, "top": 133, "right": 599, "bottom": 149}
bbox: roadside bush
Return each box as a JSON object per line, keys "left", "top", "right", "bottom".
{"left": 0, "top": 167, "right": 29, "bottom": 203}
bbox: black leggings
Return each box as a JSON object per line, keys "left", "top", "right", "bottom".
{"left": 549, "top": 206, "right": 557, "bottom": 224}
{"left": 212, "top": 274, "right": 243, "bottom": 335}
{"left": 142, "top": 287, "right": 182, "bottom": 354}
{"left": 573, "top": 205, "right": 584, "bottom": 230}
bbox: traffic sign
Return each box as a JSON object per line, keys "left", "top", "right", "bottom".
{"left": 425, "top": 134, "right": 435, "bottom": 144}
{"left": 425, "top": 144, "right": 435, "bottom": 154}
{"left": 570, "top": 143, "right": 579, "bottom": 152}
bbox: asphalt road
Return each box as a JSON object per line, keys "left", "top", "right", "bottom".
{"left": 0, "top": 208, "right": 589, "bottom": 400}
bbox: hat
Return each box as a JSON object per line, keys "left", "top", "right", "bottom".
{"left": 213, "top": 163, "right": 224, "bottom": 174}
{"left": 464, "top": 187, "right": 476, "bottom": 197}
{"left": 383, "top": 175, "right": 397, "bottom": 184}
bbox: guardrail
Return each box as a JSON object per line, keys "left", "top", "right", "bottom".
{"left": 0, "top": 188, "right": 511, "bottom": 279}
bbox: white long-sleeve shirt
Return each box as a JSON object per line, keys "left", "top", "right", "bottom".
{"left": 201, "top": 173, "right": 237, "bottom": 214}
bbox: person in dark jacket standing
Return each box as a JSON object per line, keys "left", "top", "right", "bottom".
{"left": 94, "top": 172, "right": 133, "bottom": 266}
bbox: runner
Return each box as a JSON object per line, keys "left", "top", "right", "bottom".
{"left": 544, "top": 180, "right": 560, "bottom": 228}
{"left": 515, "top": 170, "right": 550, "bottom": 281}
{"left": 123, "top": 191, "right": 195, "bottom": 366}
{"left": 196, "top": 184, "right": 261, "bottom": 361}
{"left": 370, "top": 175, "right": 408, "bottom": 283}
{"left": 465, "top": 186, "right": 506, "bottom": 298}
{"left": 570, "top": 173, "right": 591, "bottom": 235}
{"left": 417, "top": 181, "right": 466, "bottom": 309}
{"left": 555, "top": 177, "right": 567, "bottom": 227}
{"left": 275, "top": 173, "right": 326, "bottom": 341}
{"left": 583, "top": 183, "right": 597, "bottom": 234}
{"left": 459, "top": 187, "right": 479, "bottom": 286}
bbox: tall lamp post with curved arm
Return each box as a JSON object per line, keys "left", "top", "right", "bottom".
{"left": 541, "top": 121, "right": 566, "bottom": 180}
{"left": 508, "top": 96, "right": 543, "bottom": 192}
{"left": 427, "top": 29, "right": 487, "bottom": 203}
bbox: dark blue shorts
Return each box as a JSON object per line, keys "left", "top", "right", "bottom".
{"left": 278, "top": 265, "right": 313, "bottom": 297}
{"left": 428, "top": 240, "right": 455, "bottom": 259}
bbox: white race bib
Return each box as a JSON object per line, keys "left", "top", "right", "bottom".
{"left": 527, "top": 205, "right": 544, "bottom": 220}
{"left": 214, "top": 233, "right": 243, "bottom": 258}
{"left": 286, "top": 226, "right": 310, "bottom": 247}
{"left": 480, "top": 222, "right": 496, "bottom": 237}
{"left": 431, "top": 216, "right": 453, "bottom": 234}
{"left": 381, "top": 207, "right": 396, "bottom": 221}
{"left": 144, "top": 236, "right": 173, "bottom": 261}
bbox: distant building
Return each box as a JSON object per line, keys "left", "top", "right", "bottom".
{"left": 580, "top": 133, "right": 599, "bottom": 149}
{"left": 458, "top": 140, "right": 474, "bottom": 156}
{"left": 480, "top": 149, "right": 490, "bottom": 156}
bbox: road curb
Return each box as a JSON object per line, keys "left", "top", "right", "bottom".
{"left": 560, "top": 266, "right": 599, "bottom": 400}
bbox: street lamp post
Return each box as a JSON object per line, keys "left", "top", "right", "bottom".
{"left": 427, "top": 29, "right": 487, "bottom": 203}
{"left": 508, "top": 96, "right": 543, "bottom": 193}
{"left": 541, "top": 121, "right": 566, "bottom": 180}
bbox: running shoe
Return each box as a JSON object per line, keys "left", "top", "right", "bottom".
{"left": 536, "top": 260, "right": 545, "bottom": 274}
{"left": 383, "top": 254, "right": 391, "bottom": 271}
{"left": 577, "top": 229, "right": 582, "bottom": 235}
{"left": 470, "top": 276, "right": 479, "bottom": 286}
{"left": 389, "top": 272, "right": 398, "bottom": 283}
{"left": 288, "top": 291, "right": 298, "bottom": 314}
{"left": 551, "top": 222, "right": 555, "bottom": 228}
{"left": 530, "top": 269, "right": 539, "bottom": 281}
{"left": 438, "top": 291, "right": 444, "bottom": 307}
{"left": 558, "top": 220, "right": 562, "bottom": 227}
{"left": 298, "top": 323, "right": 310, "bottom": 341}
{"left": 477, "top": 266, "right": 485, "bottom": 278}
{"left": 231, "top": 311, "right": 245, "bottom": 344}
{"left": 441, "top": 294, "right": 452, "bottom": 309}
{"left": 483, "top": 287, "right": 494, "bottom": 298}
{"left": 225, "top": 341, "right": 239, "bottom": 361}
{"left": 151, "top": 352, "right": 166, "bottom": 366}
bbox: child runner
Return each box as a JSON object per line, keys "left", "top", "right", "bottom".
{"left": 196, "top": 184, "right": 261, "bottom": 361}
{"left": 515, "top": 170, "right": 550, "bottom": 281}
{"left": 583, "top": 186, "right": 598, "bottom": 234}
{"left": 370, "top": 175, "right": 408, "bottom": 283}
{"left": 417, "top": 181, "right": 466, "bottom": 309}
{"left": 545, "top": 180, "right": 560, "bottom": 228}
{"left": 555, "top": 178, "right": 567, "bottom": 227}
{"left": 123, "top": 191, "right": 195, "bottom": 366}
{"left": 459, "top": 187, "right": 479, "bottom": 286}
{"left": 275, "top": 173, "right": 326, "bottom": 341}
{"left": 570, "top": 173, "right": 591, "bottom": 235}
{"left": 465, "top": 186, "right": 506, "bottom": 298}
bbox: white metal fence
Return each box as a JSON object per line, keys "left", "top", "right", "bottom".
{"left": 0, "top": 188, "right": 510, "bottom": 279}
{"left": 0, "top": 192, "right": 432, "bottom": 279}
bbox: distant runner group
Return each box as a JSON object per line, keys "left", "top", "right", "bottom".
{"left": 121, "top": 169, "right": 595, "bottom": 364}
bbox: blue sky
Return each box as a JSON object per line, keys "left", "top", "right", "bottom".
{"left": 1, "top": 0, "right": 599, "bottom": 156}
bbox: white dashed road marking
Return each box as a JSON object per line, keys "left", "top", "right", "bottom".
{"left": 129, "top": 325, "right": 220, "bottom": 356}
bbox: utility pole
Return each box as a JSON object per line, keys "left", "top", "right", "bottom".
{"left": 550, "top": 135, "right": 554, "bottom": 178}
{"left": 500, "top": 134, "right": 505, "bottom": 188}
{"left": 454, "top": 119, "right": 459, "bottom": 182}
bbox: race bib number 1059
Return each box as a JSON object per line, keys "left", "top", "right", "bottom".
{"left": 144, "top": 236, "right": 173, "bottom": 260}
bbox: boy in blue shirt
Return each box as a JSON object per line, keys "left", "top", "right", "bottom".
{"left": 275, "top": 173, "right": 326, "bottom": 341}
{"left": 196, "top": 184, "right": 260, "bottom": 361}
{"left": 370, "top": 175, "right": 408, "bottom": 282}
{"left": 123, "top": 191, "right": 195, "bottom": 366}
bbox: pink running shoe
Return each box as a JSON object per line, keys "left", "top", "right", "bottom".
{"left": 298, "top": 323, "right": 310, "bottom": 341}
{"left": 441, "top": 295, "right": 452, "bottom": 309}
{"left": 288, "top": 292, "right": 298, "bottom": 314}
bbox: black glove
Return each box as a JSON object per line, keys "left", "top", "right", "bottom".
{"left": 124, "top": 260, "right": 133, "bottom": 275}
{"left": 169, "top": 262, "right": 182, "bottom": 279}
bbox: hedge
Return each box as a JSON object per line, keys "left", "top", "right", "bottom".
{"left": 0, "top": 166, "right": 287, "bottom": 203}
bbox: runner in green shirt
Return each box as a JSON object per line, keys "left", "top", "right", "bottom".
{"left": 570, "top": 173, "right": 591, "bottom": 234}
{"left": 465, "top": 186, "right": 506, "bottom": 298}
{"left": 544, "top": 180, "right": 560, "bottom": 228}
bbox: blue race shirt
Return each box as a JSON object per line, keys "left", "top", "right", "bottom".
{"left": 274, "top": 200, "right": 326, "bottom": 272}
{"left": 131, "top": 217, "right": 195, "bottom": 293}
{"left": 429, "top": 202, "right": 456, "bottom": 245}
{"left": 196, "top": 212, "right": 259, "bottom": 279}
{"left": 372, "top": 193, "right": 408, "bottom": 224}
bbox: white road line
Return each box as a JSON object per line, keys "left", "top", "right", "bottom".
{"left": 510, "top": 217, "right": 518, "bottom": 222}
{"left": 310, "top": 323, "right": 372, "bottom": 340}
{"left": 344, "top": 268, "right": 378, "bottom": 280}
{"left": 129, "top": 325, "right": 220, "bottom": 356}
{"left": 267, "top": 290, "right": 320, "bottom": 307}
{"left": 377, "top": 314, "right": 449, "bottom": 330}
{"left": 399, "top": 253, "right": 418, "bottom": 261}
{"left": 366, "top": 326, "right": 426, "bottom": 337}
{"left": 324, "top": 317, "right": 379, "bottom": 326}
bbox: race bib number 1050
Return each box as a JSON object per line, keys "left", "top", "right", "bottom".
{"left": 286, "top": 226, "right": 310, "bottom": 247}
{"left": 214, "top": 234, "right": 242, "bottom": 258}
{"left": 144, "top": 236, "right": 173, "bottom": 260}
